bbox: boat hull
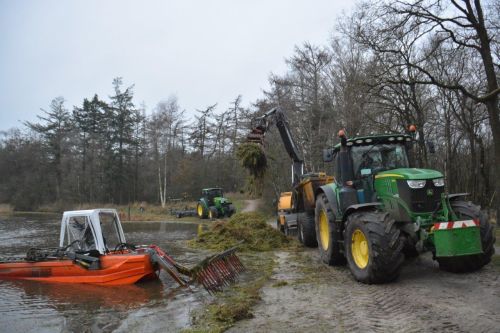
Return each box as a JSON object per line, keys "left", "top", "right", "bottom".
{"left": 0, "top": 253, "right": 157, "bottom": 286}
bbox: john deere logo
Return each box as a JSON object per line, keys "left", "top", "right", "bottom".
{"left": 427, "top": 189, "right": 434, "bottom": 196}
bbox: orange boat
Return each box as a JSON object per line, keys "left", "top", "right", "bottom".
{"left": 0, "top": 209, "right": 244, "bottom": 291}
{"left": 0, "top": 252, "right": 156, "bottom": 285}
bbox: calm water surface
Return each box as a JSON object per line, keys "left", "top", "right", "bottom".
{"left": 0, "top": 214, "right": 210, "bottom": 333}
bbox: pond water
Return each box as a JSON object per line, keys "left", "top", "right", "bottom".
{"left": 0, "top": 214, "right": 209, "bottom": 333}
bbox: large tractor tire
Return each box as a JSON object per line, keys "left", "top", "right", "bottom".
{"left": 315, "top": 194, "right": 345, "bottom": 265}
{"left": 197, "top": 203, "right": 208, "bottom": 219}
{"left": 345, "top": 210, "right": 404, "bottom": 284}
{"left": 298, "top": 213, "right": 317, "bottom": 248}
{"left": 276, "top": 216, "right": 285, "bottom": 233}
{"left": 208, "top": 206, "right": 218, "bottom": 220}
{"left": 226, "top": 204, "right": 236, "bottom": 217}
{"left": 436, "top": 201, "right": 495, "bottom": 273}
{"left": 284, "top": 221, "right": 297, "bottom": 237}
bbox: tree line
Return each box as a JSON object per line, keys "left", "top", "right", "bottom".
{"left": 1, "top": 0, "right": 498, "bottom": 214}
{"left": 0, "top": 78, "right": 252, "bottom": 210}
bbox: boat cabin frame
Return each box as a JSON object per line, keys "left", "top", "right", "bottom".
{"left": 59, "top": 209, "right": 126, "bottom": 255}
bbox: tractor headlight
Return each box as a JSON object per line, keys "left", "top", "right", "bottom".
{"left": 407, "top": 180, "right": 426, "bottom": 189}
{"left": 432, "top": 178, "right": 445, "bottom": 187}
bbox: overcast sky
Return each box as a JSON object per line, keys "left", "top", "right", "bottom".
{"left": 0, "top": 0, "right": 353, "bottom": 131}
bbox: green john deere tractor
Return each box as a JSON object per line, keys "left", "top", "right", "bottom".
{"left": 196, "top": 188, "right": 236, "bottom": 219}
{"left": 315, "top": 131, "right": 495, "bottom": 283}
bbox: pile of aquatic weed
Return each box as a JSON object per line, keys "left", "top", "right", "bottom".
{"left": 236, "top": 143, "right": 267, "bottom": 178}
{"left": 185, "top": 213, "right": 298, "bottom": 332}
{"left": 190, "top": 212, "right": 291, "bottom": 252}
{"left": 184, "top": 253, "right": 274, "bottom": 333}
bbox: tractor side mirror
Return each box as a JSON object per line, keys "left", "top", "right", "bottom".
{"left": 427, "top": 140, "right": 436, "bottom": 154}
{"left": 323, "top": 148, "right": 334, "bottom": 162}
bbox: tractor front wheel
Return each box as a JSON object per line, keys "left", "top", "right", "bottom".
{"left": 315, "top": 194, "right": 345, "bottom": 265}
{"left": 197, "top": 203, "right": 208, "bottom": 219}
{"left": 208, "top": 207, "right": 218, "bottom": 220}
{"left": 436, "top": 201, "right": 495, "bottom": 273}
{"left": 226, "top": 204, "right": 236, "bottom": 217}
{"left": 345, "top": 210, "right": 404, "bottom": 284}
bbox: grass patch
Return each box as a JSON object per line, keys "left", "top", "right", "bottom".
{"left": 184, "top": 253, "right": 275, "bottom": 333}
{"left": 25, "top": 193, "right": 249, "bottom": 222}
{"left": 24, "top": 201, "right": 204, "bottom": 222}
{"left": 0, "top": 204, "right": 13, "bottom": 214}
{"left": 190, "top": 212, "right": 294, "bottom": 252}
{"left": 272, "top": 280, "right": 288, "bottom": 287}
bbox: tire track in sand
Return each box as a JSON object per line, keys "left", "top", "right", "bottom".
{"left": 229, "top": 249, "right": 500, "bottom": 333}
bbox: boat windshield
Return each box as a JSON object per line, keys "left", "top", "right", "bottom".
{"left": 66, "top": 216, "right": 96, "bottom": 252}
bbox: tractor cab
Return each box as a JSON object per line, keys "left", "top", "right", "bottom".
{"left": 202, "top": 188, "right": 224, "bottom": 206}
{"left": 324, "top": 133, "right": 446, "bottom": 222}
{"left": 325, "top": 134, "right": 414, "bottom": 204}
{"left": 59, "top": 209, "right": 126, "bottom": 255}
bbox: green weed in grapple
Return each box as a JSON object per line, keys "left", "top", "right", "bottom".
{"left": 236, "top": 143, "right": 267, "bottom": 177}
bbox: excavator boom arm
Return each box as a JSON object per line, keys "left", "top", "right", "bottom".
{"left": 249, "top": 107, "right": 304, "bottom": 185}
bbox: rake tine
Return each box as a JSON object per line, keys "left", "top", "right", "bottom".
{"left": 202, "top": 267, "right": 218, "bottom": 290}
{"left": 234, "top": 255, "right": 245, "bottom": 271}
{"left": 207, "top": 264, "right": 225, "bottom": 288}
{"left": 228, "top": 254, "right": 243, "bottom": 272}
{"left": 218, "top": 261, "right": 235, "bottom": 283}
{"left": 207, "top": 264, "right": 225, "bottom": 287}
{"left": 219, "top": 258, "right": 237, "bottom": 282}
{"left": 212, "top": 260, "right": 226, "bottom": 281}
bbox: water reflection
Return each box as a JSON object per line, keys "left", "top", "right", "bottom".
{"left": 0, "top": 214, "right": 206, "bottom": 332}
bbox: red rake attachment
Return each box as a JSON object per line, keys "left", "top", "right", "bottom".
{"left": 145, "top": 245, "right": 245, "bottom": 293}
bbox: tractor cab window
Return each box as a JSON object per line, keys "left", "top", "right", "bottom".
{"left": 99, "top": 212, "right": 122, "bottom": 252}
{"left": 66, "top": 216, "right": 96, "bottom": 252}
{"left": 352, "top": 143, "right": 409, "bottom": 179}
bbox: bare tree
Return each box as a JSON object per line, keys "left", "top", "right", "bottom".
{"left": 350, "top": 0, "right": 499, "bottom": 213}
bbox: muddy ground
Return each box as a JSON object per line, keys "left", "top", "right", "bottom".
{"left": 221, "top": 200, "right": 500, "bottom": 333}
{"left": 227, "top": 247, "right": 500, "bottom": 333}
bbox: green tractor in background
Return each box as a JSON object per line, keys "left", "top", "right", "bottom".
{"left": 314, "top": 129, "right": 495, "bottom": 283}
{"left": 196, "top": 188, "right": 236, "bottom": 219}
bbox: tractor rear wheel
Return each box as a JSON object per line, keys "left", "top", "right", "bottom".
{"left": 345, "top": 210, "right": 404, "bottom": 284}
{"left": 276, "top": 217, "right": 285, "bottom": 233}
{"left": 197, "top": 203, "right": 208, "bottom": 219}
{"left": 298, "top": 213, "right": 317, "bottom": 247}
{"left": 284, "top": 220, "right": 297, "bottom": 237}
{"left": 436, "top": 201, "right": 495, "bottom": 273}
{"left": 208, "top": 207, "right": 218, "bottom": 220}
{"left": 315, "top": 194, "right": 345, "bottom": 265}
